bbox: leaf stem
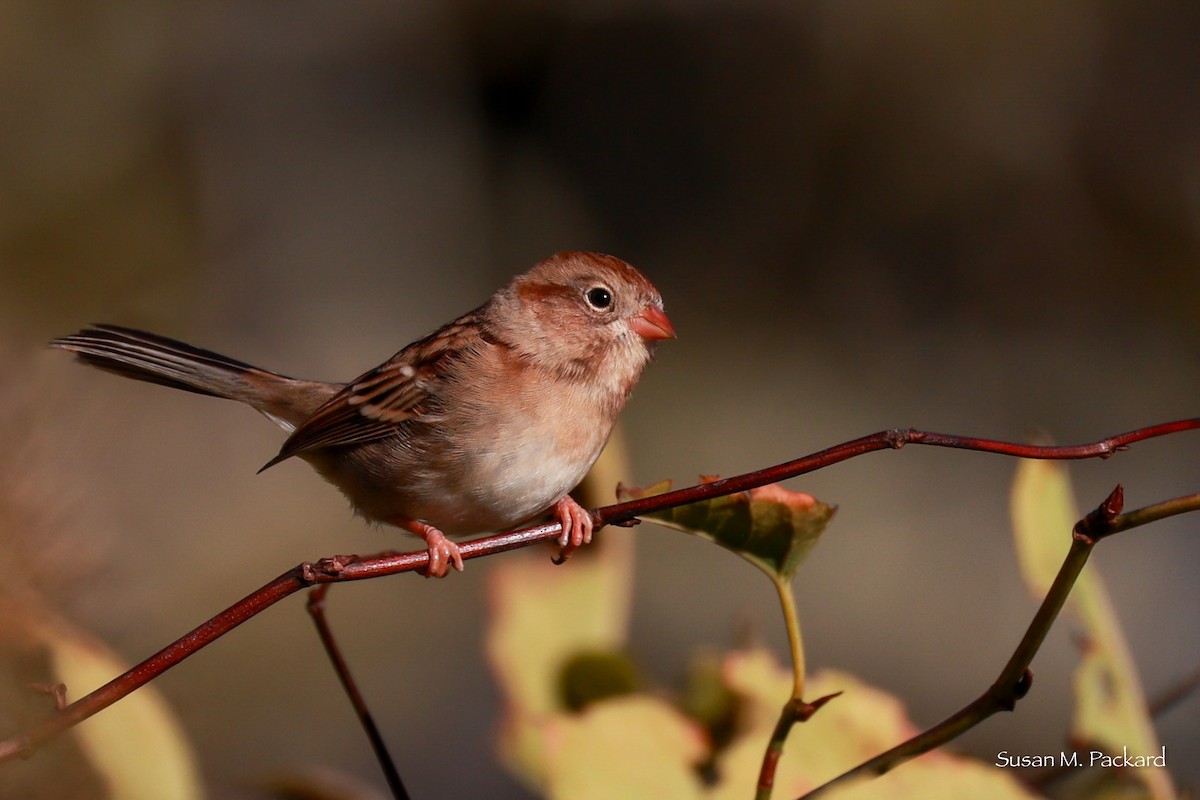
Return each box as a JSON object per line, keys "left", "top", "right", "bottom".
{"left": 753, "top": 578, "right": 811, "bottom": 800}
{"left": 775, "top": 579, "right": 806, "bottom": 699}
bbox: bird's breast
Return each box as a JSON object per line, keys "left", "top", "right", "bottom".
{"left": 455, "top": 387, "right": 611, "bottom": 529}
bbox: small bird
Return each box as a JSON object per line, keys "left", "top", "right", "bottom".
{"left": 52, "top": 251, "right": 674, "bottom": 577}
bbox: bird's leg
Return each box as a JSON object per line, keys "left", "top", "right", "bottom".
{"left": 553, "top": 495, "right": 594, "bottom": 560}
{"left": 385, "top": 516, "right": 464, "bottom": 578}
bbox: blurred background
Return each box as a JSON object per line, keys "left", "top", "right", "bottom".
{"left": 2, "top": 0, "right": 1199, "bottom": 796}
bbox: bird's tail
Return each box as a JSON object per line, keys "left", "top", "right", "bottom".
{"left": 51, "top": 324, "right": 279, "bottom": 399}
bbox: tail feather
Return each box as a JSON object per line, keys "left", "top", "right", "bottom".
{"left": 51, "top": 324, "right": 272, "bottom": 400}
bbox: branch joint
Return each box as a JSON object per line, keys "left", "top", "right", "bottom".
{"left": 1073, "top": 484, "right": 1124, "bottom": 544}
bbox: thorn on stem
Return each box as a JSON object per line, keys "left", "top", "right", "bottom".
{"left": 1073, "top": 485, "right": 1124, "bottom": 544}
{"left": 1098, "top": 443, "right": 1131, "bottom": 460}
{"left": 1015, "top": 669, "right": 1034, "bottom": 699}
{"left": 794, "top": 691, "right": 842, "bottom": 721}
{"left": 994, "top": 670, "right": 1034, "bottom": 711}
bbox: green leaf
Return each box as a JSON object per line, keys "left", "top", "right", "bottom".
{"left": 680, "top": 650, "right": 739, "bottom": 752}
{"left": 559, "top": 649, "right": 642, "bottom": 712}
{"left": 617, "top": 479, "right": 836, "bottom": 580}
{"left": 1011, "top": 460, "right": 1175, "bottom": 800}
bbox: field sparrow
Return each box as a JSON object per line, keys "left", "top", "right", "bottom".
{"left": 52, "top": 251, "right": 674, "bottom": 576}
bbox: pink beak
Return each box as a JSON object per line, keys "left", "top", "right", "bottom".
{"left": 630, "top": 304, "right": 676, "bottom": 341}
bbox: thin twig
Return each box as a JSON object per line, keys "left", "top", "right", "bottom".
{"left": 1148, "top": 662, "right": 1200, "bottom": 718}
{"left": 594, "top": 420, "right": 1200, "bottom": 527}
{"left": 797, "top": 488, "right": 1200, "bottom": 799}
{"left": 755, "top": 693, "right": 841, "bottom": 800}
{"left": 307, "top": 585, "right": 410, "bottom": 800}
{"left": 1, "top": 420, "right": 1196, "bottom": 764}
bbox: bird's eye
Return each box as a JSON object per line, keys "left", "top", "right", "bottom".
{"left": 585, "top": 286, "right": 613, "bottom": 310}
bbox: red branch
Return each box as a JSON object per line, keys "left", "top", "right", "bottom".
{"left": 0, "top": 418, "right": 1197, "bottom": 763}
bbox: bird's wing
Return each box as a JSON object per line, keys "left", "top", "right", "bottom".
{"left": 259, "top": 311, "right": 484, "bottom": 470}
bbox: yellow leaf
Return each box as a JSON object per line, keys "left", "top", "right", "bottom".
{"left": 1, "top": 598, "right": 202, "bottom": 799}
{"left": 544, "top": 697, "right": 707, "bottom": 800}
{"left": 1011, "top": 458, "right": 1078, "bottom": 595}
{"left": 52, "top": 634, "right": 201, "bottom": 800}
{"left": 710, "top": 649, "right": 1041, "bottom": 800}
{"left": 1010, "top": 460, "right": 1174, "bottom": 800}
{"left": 487, "top": 528, "right": 635, "bottom": 789}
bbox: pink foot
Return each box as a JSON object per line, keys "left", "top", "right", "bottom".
{"left": 388, "top": 517, "right": 464, "bottom": 578}
{"left": 553, "top": 495, "right": 595, "bottom": 560}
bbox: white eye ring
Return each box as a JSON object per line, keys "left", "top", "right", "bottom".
{"left": 585, "top": 285, "right": 614, "bottom": 310}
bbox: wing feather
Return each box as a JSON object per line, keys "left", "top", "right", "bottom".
{"left": 259, "top": 311, "right": 484, "bottom": 470}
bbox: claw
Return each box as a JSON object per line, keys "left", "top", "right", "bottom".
{"left": 386, "top": 517, "right": 464, "bottom": 578}
{"left": 553, "top": 495, "right": 594, "bottom": 561}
